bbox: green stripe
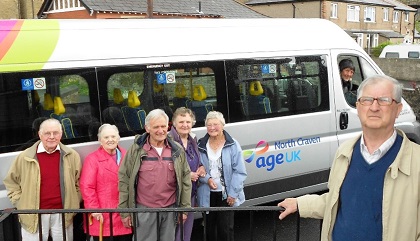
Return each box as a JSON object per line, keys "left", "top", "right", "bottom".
{"left": 0, "top": 20, "right": 60, "bottom": 73}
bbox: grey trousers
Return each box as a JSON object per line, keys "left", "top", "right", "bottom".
{"left": 136, "top": 204, "right": 176, "bottom": 241}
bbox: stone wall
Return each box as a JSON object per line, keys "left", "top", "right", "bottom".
{"left": 372, "top": 57, "right": 420, "bottom": 87}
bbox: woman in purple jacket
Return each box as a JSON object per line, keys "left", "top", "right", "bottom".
{"left": 80, "top": 124, "right": 132, "bottom": 241}
{"left": 168, "top": 107, "right": 205, "bottom": 241}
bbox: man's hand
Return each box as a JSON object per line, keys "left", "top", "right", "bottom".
{"left": 278, "top": 198, "right": 298, "bottom": 220}
{"left": 121, "top": 216, "right": 132, "bottom": 228}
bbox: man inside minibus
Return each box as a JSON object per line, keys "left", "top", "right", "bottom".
{"left": 339, "top": 58, "right": 357, "bottom": 106}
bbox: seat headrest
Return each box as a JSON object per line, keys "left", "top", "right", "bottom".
{"left": 34, "top": 91, "right": 40, "bottom": 105}
{"left": 175, "top": 83, "right": 187, "bottom": 98}
{"left": 127, "top": 90, "right": 141, "bottom": 108}
{"left": 43, "top": 93, "right": 54, "bottom": 110}
{"left": 53, "top": 97, "right": 66, "bottom": 115}
{"left": 113, "top": 88, "right": 124, "bottom": 104}
{"left": 193, "top": 85, "right": 207, "bottom": 101}
{"left": 249, "top": 81, "right": 264, "bottom": 96}
{"left": 153, "top": 81, "right": 164, "bottom": 93}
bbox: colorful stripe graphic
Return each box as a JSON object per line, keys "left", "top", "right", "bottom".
{"left": 0, "top": 20, "right": 60, "bottom": 72}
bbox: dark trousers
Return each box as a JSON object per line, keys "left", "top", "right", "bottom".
{"left": 205, "top": 191, "right": 234, "bottom": 241}
{"left": 92, "top": 234, "right": 133, "bottom": 241}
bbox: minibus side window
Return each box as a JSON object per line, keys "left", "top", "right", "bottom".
{"left": 408, "top": 51, "right": 419, "bottom": 59}
{"left": 0, "top": 69, "right": 97, "bottom": 153}
{"left": 226, "top": 55, "right": 329, "bottom": 122}
{"left": 102, "top": 65, "right": 218, "bottom": 138}
{"left": 385, "top": 52, "right": 399, "bottom": 58}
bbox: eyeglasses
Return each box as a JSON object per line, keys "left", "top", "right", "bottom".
{"left": 42, "top": 131, "right": 61, "bottom": 137}
{"left": 357, "top": 96, "right": 398, "bottom": 106}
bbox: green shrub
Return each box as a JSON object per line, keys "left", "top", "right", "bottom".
{"left": 371, "top": 41, "right": 392, "bottom": 57}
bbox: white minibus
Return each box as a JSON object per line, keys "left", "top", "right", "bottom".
{"left": 379, "top": 44, "right": 420, "bottom": 58}
{"left": 1, "top": 18, "right": 419, "bottom": 211}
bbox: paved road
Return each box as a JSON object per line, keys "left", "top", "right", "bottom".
{"left": 190, "top": 203, "right": 321, "bottom": 241}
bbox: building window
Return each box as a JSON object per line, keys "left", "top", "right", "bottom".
{"left": 373, "top": 34, "right": 379, "bottom": 47}
{"left": 383, "top": 8, "right": 389, "bottom": 21}
{"left": 405, "top": 12, "right": 409, "bottom": 22}
{"left": 347, "top": 5, "right": 360, "bottom": 22}
{"left": 364, "top": 7, "right": 375, "bottom": 22}
{"left": 52, "top": 0, "right": 82, "bottom": 11}
{"left": 354, "top": 33, "right": 364, "bottom": 48}
{"left": 331, "top": 3, "right": 338, "bottom": 18}
{"left": 393, "top": 11, "right": 399, "bottom": 23}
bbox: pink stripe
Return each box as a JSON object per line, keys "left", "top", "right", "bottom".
{"left": 0, "top": 20, "right": 19, "bottom": 44}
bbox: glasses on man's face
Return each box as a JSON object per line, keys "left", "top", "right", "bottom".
{"left": 42, "top": 131, "right": 61, "bottom": 137}
{"left": 357, "top": 96, "right": 398, "bottom": 106}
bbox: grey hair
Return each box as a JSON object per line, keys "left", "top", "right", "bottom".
{"left": 145, "top": 109, "right": 169, "bottom": 128}
{"left": 172, "top": 107, "right": 196, "bottom": 126}
{"left": 357, "top": 74, "right": 402, "bottom": 103}
{"left": 39, "top": 118, "right": 62, "bottom": 134}
{"left": 97, "top": 123, "right": 120, "bottom": 140}
{"left": 205, "top": 111, "right": 226, "bottom": 126}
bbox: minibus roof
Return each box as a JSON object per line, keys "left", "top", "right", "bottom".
{"left": 0, "top": 18, "right": 361, "bottom": 72}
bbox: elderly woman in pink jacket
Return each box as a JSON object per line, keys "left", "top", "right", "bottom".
{"left": 80, "top": 124, "right": 132, "bottom": 241}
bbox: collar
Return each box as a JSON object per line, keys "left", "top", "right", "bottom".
{"left": 143, "top": 137, "right": 169, "bottom": 151}
{"left": 360, "top": 130, "right": 397, "bottom": 164}
{"left": 37, "top": 143, "right": 61, "bottom": 154}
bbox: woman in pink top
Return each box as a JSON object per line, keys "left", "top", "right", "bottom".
{"left": 80, "top": 124, "right": 132, "bottom": 241}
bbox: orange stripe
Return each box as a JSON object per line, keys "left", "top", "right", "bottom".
{"left": 0, "top": 20, "right": 24, "bottom": 61}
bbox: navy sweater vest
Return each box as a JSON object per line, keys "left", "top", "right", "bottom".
{"left": 332, "top": 134, "right": 402, "bottom": 241}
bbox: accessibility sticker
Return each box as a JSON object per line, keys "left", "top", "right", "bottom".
{"left": 21, "top": 78, "right": 46, "bottom": 90}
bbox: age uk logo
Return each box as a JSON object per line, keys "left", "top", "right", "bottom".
{"left": 243, "top": 140, "right": 269, "bottom": 163}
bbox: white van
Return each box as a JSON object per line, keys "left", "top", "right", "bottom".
{"left": 379, "top": 44, "right": 420, "bottom": 58}
{"left": 0, "top": 18, "right": 419, "bottom": 210}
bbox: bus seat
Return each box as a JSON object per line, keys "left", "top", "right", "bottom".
{"left": 193, "top": 85, "right": 207, "bottom": 101}
{"left": 188, "top": 85, "right": 211, "bottom": 122}
{"left": 248, "top": 81, "right": 272, "bottom": 115}
{"left": 173, "top": 83, "right": 189, "bottom": 109}
{"left": 290, "top": 79, "right": 317, "bottom": 111}
{"left": 122, "top": 91, "right": 144, "bottom": 131}
{"left": 53, "top": 96, "right": 66, "bottom": 116}
{"left": 102, "top": 106, "right": 128, "bottom": 132}
{"left": 240, "top": 95, "right": 248, "bottom": 116}
{"left": 113, "top": 88, "right": 124, "bottom": 105}
{"left": 34, "top": 90, "right": 40, "bottom": 105}
{"left": 44, "top": 93, "right": 54, "bottom": 111}
{"left": 153, "top": 80, "right": 164, "bottom": 93}
{"left": 127, "top": 90, "right": 141, "bottom": 108}
{"left": 121, "top": 106, "right": 146, "bottom": 131}
{"left": 61, "top": 117, "right": 76, "bottom": 139}
{"left": 249, "top": 81, "right": 264, "bottom": 96}
{"left": 175, "top": 83, "right": 187, "bottom": 98}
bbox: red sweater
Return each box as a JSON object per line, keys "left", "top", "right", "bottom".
{"left": 37, "top": 151, "right": 63, "bottom": 209}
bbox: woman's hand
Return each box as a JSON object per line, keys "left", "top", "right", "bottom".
{"left": 227, "top": 196, "right": 236, "bottom": 206}
{"left": 190, "top": 171, "right": 200, "bottom": 182}
{"left": 208, "top": 178, "right": 218, "bottom": 190}
{"left": 91, "top": 213, "right": 103, "bottom": 223}
{"left": 196, "top": 166, "right": 206, "bottom": 177}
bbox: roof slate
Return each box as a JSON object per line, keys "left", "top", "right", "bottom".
{"left": 246, "top": 0, "right": 412, "bottom": 9}
{"left": 80, "top": 0, "right": 267, "bottom": 18}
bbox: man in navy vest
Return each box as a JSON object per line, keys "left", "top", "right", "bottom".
{"left": 278, "top": 74, "right": 420, "bottom": 241}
